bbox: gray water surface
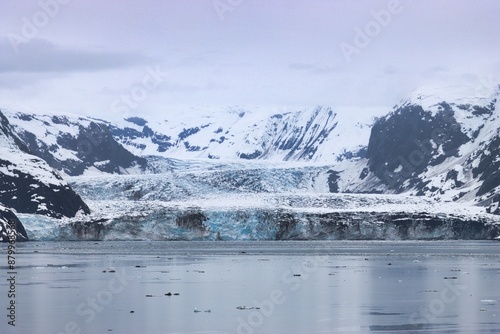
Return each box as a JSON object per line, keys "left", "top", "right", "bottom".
{"left": 1, "top": 241, "right": 499, "bottom": 333}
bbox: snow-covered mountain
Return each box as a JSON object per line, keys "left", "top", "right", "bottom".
{"left": 109, "top": 105, "right": 373, "bottom": 162}
{"left": 358, "top": 85, "right": 500, "bottom": 212}
{"left": 4, "top": 111, "right": 146, "bottom": 176}
{"left": 3, "top": 105, "right": 372, "bottom": 176}
{"left": 0, "top": 110, "right": 90, "bottom": 220}
{"left": 2, "top": 84, "right": 500, "bottom": 241}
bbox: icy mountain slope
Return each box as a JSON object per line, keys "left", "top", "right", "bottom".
{"left": 0, "top": 110, "right": 90, "bottom": 218}
{"left": 4, "top": 111, "right": 146, "bottom": 176}
{"left": 110, "top": 105, "right": 374, "bottom": 162}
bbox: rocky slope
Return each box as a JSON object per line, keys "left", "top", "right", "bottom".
{"left": 5, "top": 112, "right": 146, "bottom": 176}
{"left": 0, "top": 205, "right": 29, "bottom": 242}
{"left": 0, "top": 110, "right": 90, "bottom": 219}
{"left": 363, "top": 86, "right": 500, "bottom": 211}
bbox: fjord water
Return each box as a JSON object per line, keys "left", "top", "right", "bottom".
{"left": 1, "top": 241, "right": 499, "bottom": 333}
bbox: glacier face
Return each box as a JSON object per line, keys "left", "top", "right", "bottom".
{"left": 19, "top": 198, "right": 500, "bottom": 241}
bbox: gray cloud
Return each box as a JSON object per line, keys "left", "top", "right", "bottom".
{"left": 0, "top": 38, "right": 151, "bottom": 73}
{"left": 0, "top": 0, "right": 498, "bottom": 118}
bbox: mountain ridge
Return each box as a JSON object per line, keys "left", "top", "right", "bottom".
{"left": 1, "top": 84, "right": 500, "bottom": 240}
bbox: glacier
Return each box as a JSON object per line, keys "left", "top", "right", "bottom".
{"left": 3, "top": 84, "right": 500, "bottom": 241}
{"left": 19, "top": 158, "right": 500, "bottom": 241}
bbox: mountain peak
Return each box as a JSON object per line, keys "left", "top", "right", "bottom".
{"left": 404, "top": 84, "right": 499, "bottom": 112}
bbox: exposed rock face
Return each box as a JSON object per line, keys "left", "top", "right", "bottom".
{"left": 0, "top": 163, "right": 90, "bottom": 218}
{"left": 0, "top": 206, "right": 29, "bottom": 242}
{"left": 110, "top": 118, "right": 173, "bottom": 153}
{"left": 0, "top": 111, "right": 31, "bottom": 152}
{"left": 366, "top": 104, "right": 468, "bottom": 191}
{"left": 473, "top": 133, "right": 500, "bottom": 197}
{"left": 4, "top": 106, "right": 351, "bottom": 165}
{"left": 363, "top": 87, "right": 500, "bottom": 216}
{"left": 486, "top": 194, "right": 500, "bottom": 215}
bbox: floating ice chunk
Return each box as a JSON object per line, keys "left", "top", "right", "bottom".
{"left": 481, "top": 300, "right": 497, "bottom": 305}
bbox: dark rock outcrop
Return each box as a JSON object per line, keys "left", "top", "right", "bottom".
{"left": 36, "top": 121, "right": 146, "bottom": 175}
{"left": 473, "top": 133, "right": 500, "bottom": 197}
{"left": 366, "top": 104, "right": 468, "bottom": 191}
{"left": 0, "top": 161, "right": 90, "bottom": 218}
{"left": 0, "top": 207, "right": 29, "bottom": 242}
{"left": 110, "top": 121, "right": 173, "bottom": 154}
{"left": 486, "top": 194, "right": 500, "bottom": 215}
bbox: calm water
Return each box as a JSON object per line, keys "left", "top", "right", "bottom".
{"left": 1, "top": 241, "right": 499, "bottom": 333}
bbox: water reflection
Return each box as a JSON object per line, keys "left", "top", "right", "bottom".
{"left": 0, "top": 241, "right": 498, "bottom": 333}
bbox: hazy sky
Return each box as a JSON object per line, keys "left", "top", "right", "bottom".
{"left": 0, "top": 0, "right": 499, "bottom": 119}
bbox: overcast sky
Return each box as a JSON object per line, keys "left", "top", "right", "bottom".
{"left": 0, "top": 0, "right": 499, "bottom": 120}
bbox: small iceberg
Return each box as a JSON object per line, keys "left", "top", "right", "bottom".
{"left": 194, "top": 308, "right": 211, "bottom": 313}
